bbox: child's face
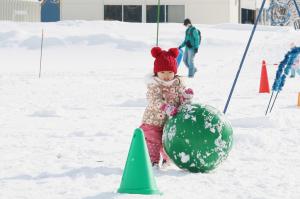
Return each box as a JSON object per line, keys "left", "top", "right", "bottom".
{"left": 157, "top": 71, "right": 175, "bottom": 81}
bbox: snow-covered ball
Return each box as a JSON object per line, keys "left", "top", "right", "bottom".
{"left": 163, "top": 103, "right": 233, "bottom": 173}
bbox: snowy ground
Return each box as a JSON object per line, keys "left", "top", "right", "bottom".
{"left": 0, "top": 21, "right": 300, "bottom": 199}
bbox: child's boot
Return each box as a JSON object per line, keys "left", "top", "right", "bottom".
{"left": 152, "top": 162, "right": 159, "bottom": 168}
{"left": 161, "top": 159, "right": 171, "bottom": 169}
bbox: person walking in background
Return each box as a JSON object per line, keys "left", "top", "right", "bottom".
{"left": 179, "top": 18, "right": 201, "bottom": 78}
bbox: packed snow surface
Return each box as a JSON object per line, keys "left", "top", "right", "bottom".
{"left": 1, "top": 21, "right": 300, "bottom": 199}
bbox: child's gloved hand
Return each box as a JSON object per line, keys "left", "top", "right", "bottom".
{"left": 183, "top": 88, "right": 194, "bottom": 99}
{"left": 180, "top": 88, "right": 194, "bottom": 104}
{"left": 160, "top": 104, "right": 178, "bottom": 116}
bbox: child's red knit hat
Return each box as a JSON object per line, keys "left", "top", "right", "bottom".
{"left": 151, "top": 47, "right": 179, "bottom": 74}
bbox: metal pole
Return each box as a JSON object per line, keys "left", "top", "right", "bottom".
{"left": 223, "top": 0, "right": 267, "bottom": 114}
{"left": 156, "top": 0, "right": 161, "bottom": 46}
{"left": 265, "top": 91, "right": 274, "bottom": 115}
{"left": 292, "top": 0, "right": 300, "bottom": 17}
{"left": 269, "top": 91, "right": 280, "bottom": 113}
{"left": 238, "top": 0, "right": 241, "bottom": 23}
{"left": 39, "top": 29, "right": 44, "bottom": 78}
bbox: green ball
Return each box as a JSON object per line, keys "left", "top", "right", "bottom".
{"left": 163, "top": 103, "right": 233, "bottom": 173}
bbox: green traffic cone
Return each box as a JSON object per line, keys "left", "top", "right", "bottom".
{"left": 117, "top": 128, "right": 161, "bottom": 195}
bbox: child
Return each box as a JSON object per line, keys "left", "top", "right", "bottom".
{"left": 140, "top": 47, "right": 194, "bottom": 167}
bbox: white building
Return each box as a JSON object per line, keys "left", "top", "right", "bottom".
{"left": 3, "top": 0, "right": 299, "bottom": 25}
{"left": 0, "top": 0, "right": 41, "bottom": 22}
{"left": 59, "top": 0, "right": 272, "bottom": 24}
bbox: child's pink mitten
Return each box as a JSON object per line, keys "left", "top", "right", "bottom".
{"left": 160, "top": 104, "right": 178, "bottom": 116}
{"left": 180, "top": 88, "right": 194, "bottom": 104}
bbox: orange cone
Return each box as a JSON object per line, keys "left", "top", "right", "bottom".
{"left": 259, "top": 60, "right": 270, "bottom": 93}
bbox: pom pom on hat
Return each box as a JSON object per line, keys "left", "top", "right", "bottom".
{"left": 151, "top": 47, "right": 163, "bottom": 58}
{"left": 168, "top": 48, "right": 179, "bottom": 58}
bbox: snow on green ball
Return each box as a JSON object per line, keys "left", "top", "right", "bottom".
{"left": 163, "top": 103, "right": 233, "bottom": 173}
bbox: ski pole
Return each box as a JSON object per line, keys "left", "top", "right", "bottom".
{"left": 269, "top": 91, "right": 280, "bottom": 113}
{"left": 265, "top": 91, "right": 274, "bottom": 115}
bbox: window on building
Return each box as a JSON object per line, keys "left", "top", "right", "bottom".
{"left": 104, "top": 5, "right": 122, "bottom": 21}
{"left": 241, "top": 8, "right": 255, "bottom": 24}
{"left": 166, "top": 5, "right": 184, "bottom": 23}
{"left": 124, "top": 5, "right": 142, "bottom": 22}
{"left": 146, "top": 5, "right": 165, "bottom": 23}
